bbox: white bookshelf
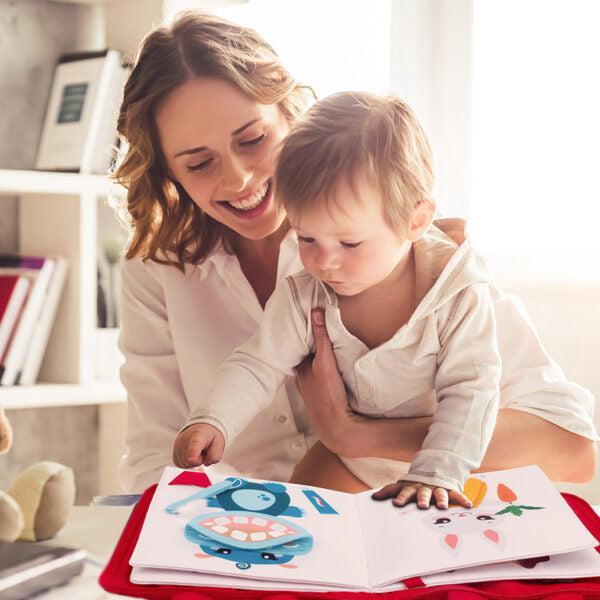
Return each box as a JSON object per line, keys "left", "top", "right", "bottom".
{"left": 0, "top": 169, "right": 118, "bottom": 196}
{"left": 0, "top": 381, "right": 126, "bottom": 410}
{"left": 0, "top": 169, "right": 127, "bottom": 410}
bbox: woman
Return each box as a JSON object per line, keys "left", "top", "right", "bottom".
{"left": 113, "top": 10, "right": 597, "bottom": 495}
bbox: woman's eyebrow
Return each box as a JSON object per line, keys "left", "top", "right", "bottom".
{"left": 232, "top": 118, "right": 260, "bottom": 136}
{"left": 174, "top": 145, "right": 207, "bottom": 158}
{"left": 173, "top": 119, "right": 261, "bottom": 159}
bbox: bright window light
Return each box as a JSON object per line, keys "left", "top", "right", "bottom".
{"left": 470, "top": 0, "right": 600, "bottom": 258}
{"left": 167, "top": 0, "right": 391, "bottom": 98}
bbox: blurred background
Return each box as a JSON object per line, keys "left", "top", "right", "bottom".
{"left": 0, "top": 0, "right": 598, "bottom": 503}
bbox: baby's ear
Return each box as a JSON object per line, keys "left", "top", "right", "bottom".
{"left": 407, "top": 199, "right": 436, "bottom": 241}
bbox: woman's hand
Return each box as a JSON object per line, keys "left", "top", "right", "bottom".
{"left": 295, "top": 309, "right": 356, "bottom": 455}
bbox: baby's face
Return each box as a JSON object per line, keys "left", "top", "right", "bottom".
{"left": 288, "top": 178, "right": 410, "bottom": 296}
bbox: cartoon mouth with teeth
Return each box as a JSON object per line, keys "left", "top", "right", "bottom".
{"left": 184, "top": 510, "right": 313, "bottom": 570}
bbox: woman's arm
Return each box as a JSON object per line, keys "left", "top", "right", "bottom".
{"left": 296, "top": 309, "right": 597, "bottom": 485}
{"left": 339, "top": 408, "right": 596, "bottom": 483}
{"left": 117, "top": 258, "right": 190, "bottom": 493}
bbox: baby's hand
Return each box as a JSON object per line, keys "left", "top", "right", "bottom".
{"left": 172, "top": 423, "right": 225, "bottom": 469}
{"left": 372, "top": 480, "right": 473, "bottom": 510}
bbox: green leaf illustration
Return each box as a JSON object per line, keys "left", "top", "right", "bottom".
{"left": 495, "top": 507, "right": 513, "bottom": 515}
{"left": 494, "top": 504, "right": 545, "bottom": 517}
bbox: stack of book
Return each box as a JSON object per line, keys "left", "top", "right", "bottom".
{"left": 0, "top": 255, "right": 68, "bottom": 386}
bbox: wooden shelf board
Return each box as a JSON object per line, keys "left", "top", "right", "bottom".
{"left": 0, "top": 169, "right": 124, "bottom": 197}
{"left": 0, "top": 381, "right": 126, "bottom": 410}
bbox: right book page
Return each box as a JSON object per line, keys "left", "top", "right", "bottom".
{"left": 356, "top": 464, "right": 599, "bottom": 589}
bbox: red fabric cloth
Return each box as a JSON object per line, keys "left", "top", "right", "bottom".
{"left": 99, "top": 488, "right": 600, "bottom": 599}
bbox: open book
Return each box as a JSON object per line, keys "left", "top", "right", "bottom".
{"left": 130, "top": 465, "right": 600, "bottom": 593}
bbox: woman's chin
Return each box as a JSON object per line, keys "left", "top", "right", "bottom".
{"left": 228, "top": 207, "right": 287, "bottom": 242}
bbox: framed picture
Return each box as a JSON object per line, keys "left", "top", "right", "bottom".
{"left": 35, "top": 49, "right": 128, "bottom": 174}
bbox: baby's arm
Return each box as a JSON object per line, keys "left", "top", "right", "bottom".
{"left": 398, "top": 283, "right": 502, "bottom": 507}
{"left": 175, "top": 277, "right": 311, "bottom": 466}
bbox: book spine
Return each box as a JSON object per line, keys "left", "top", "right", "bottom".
{"left": 19, "top": 258, "right": 68, "bottom": 385}
{"left": 0, "top": 277, "right": 31, "bottom": 360}
{"left": 0, "top": 259, "right": 55, "bottom": 386}
{"left": 0, "top": 255, "right": 46, "bottom": 269}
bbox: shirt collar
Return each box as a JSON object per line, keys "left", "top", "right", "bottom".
{"left": 316, "top": 278, "right": 337, "bottom": 305}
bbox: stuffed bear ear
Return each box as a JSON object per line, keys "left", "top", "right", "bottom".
{"left": 8, "top": 462, "right": 75, "bottom": 542}
{"left": 0, "top": 491, "right": 24, "bottom": 542}
{"left": 0, "top": 408, "right": 13, "bottom": 455}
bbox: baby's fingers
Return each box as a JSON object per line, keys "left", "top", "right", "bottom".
{"left": 172, "top": 441, "right": 188, "bottom": 468}
{"left": 186, "top": 432, "right": 210, "bottom": 466}
{"left": 371, "top": 481, "right": 404, "bottom": 501}
{"left": 416, "top": 486, "right": 435, "bottom": 509}
{"left": 433, "top": 487, "right": 449, "bottom": 510}
{"left": 448, "top": 490, "right": 473, "bottom": 508}
{"left": 392, "top": 484, "right": 418, "bottom": 507}
{"left": 203, "top": 434, "right": 225, "bottom": 467}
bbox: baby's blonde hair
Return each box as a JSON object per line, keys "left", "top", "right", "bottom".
{"left": 275, "top": 91, "right": 434, "bottom": 232}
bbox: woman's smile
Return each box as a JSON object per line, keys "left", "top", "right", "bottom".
{"left": 217, "top": 178, "right": 273, "bottom": 219}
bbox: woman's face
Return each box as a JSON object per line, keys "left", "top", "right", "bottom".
{"left": 156, "top": 77, "right": 290, "bottom": 241}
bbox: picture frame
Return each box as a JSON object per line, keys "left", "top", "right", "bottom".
{"left": 35, "top": 49, "right": 128, "bottom": 174}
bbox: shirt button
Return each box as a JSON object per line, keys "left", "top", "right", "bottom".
{"left": 277, "top": 414, "right": 289, "bottom": 424}
{"left": 291, "top": 441, "right": 303, "bottom": 451}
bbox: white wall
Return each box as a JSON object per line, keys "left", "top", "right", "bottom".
{"left": 495, "top": 279, "right": 600, "bottom": 503}
{"left": 390, "top": 0, "right": 599, "bottom": 502}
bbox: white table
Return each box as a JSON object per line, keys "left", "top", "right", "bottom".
{"left": 38, "top": 505, "right": 135, "bottom": 599}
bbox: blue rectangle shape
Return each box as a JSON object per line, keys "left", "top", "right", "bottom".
{"left": 302, "top": 490, "right": 339, "bottom": 514}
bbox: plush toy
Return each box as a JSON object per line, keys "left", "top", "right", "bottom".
{"left": 0, "top": 407, "right": 75, "bottom": 542}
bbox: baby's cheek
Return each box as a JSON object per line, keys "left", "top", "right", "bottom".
{"left": 353, "top": 256, "right": 383, "bottom": 282}
{"left": 298, "top": 248, "right": 314, "bottom": 271}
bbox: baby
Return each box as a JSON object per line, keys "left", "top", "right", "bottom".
{"left": 173, "top": 91, "right": 503, "bottom": 510}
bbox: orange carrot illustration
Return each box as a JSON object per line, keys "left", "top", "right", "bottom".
{"left": 495, "top": 482, "right": 545, "bottom": 517}
{"left": 497, "top": 483, "right": 518, "bottom": 503}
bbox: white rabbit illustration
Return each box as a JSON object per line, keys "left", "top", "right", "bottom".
{"left": 423, "top": 507, "right": 507, "bottom": 556}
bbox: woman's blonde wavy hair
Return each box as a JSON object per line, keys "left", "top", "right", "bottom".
{"left": 112, "top": 10, "right": 312, "bottom": 270}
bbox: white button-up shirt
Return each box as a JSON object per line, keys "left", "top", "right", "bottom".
{"left": 117, "top": 230, "right": 315, "bottom": 493}
{"left": 186, "top": 221, "right": 504, "bottom": 491}
{"left": 118, "top": 222, "right": 598, "bottom": 492}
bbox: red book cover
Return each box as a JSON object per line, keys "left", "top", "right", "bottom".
{"left": 0, "top": 255, "right": 55, "bottom": 385}
{"left": 0, "top": 275, "right": 31, "bottom": 364}
{"left": 100, "top": 474, "right": 600, "bottom": 599}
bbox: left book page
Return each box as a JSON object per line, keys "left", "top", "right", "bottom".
{"left": 130, "top": 467, "right": 370, "bottom": 590}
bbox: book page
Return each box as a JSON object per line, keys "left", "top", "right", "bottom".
{"left": 130, "top": 467, "right": 369, "bottom": 589}
{"left": 131, "top": 565, "right": 347, "bottom": 592}
{"left": 355, "top": 465, "right": 598, "bottom": 587}
{"left": 133, "top": 544, "right": 600, "bottom": 593}
{"left": 417, "top": 545, "right": 600, "bottom": 588}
